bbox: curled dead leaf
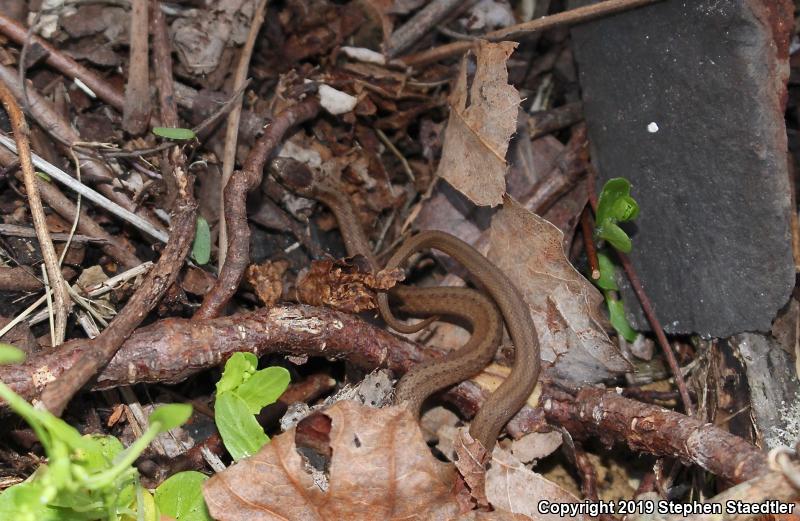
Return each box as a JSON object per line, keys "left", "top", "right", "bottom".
{"left": 485, "top": 446, "right": 588, "bottom": 521}
{"left": 296, "top": 257, "right": 404, "bottom": 312}
{"left": 437, "top": 40, "right": 520, "bottom": 207}
{"left": 489, "top": 196, "right": 631, "bottom": 382}
{"left": 204, "top": 400, "right": 528, "bottom": 520}
{"left": 246, "top": 260, "right": 290, "bottom": 307}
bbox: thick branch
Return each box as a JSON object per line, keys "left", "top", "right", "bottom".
{"left": 195, "top": 97, "right": 320, "bottom": 320}
{"left": 542, "top": 386, "right": 766, "bottom": 483}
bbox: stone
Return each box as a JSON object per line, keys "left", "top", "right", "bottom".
{"left": 570, "top": 0, "right": 795, "bottom": 336}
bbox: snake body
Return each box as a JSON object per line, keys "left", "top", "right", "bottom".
{"left": 272, "top": 158, "right": 539, "bottom": 451}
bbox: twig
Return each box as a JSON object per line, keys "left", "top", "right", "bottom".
{"left": 0, "top": 134, "right": 169, "bottom": 243}
{"left": 617, "top": 251, "right": 694, "bottom": 415}
{"left": 37, "top": 1, "right": 197, "bottom": 416}
{"left": 21, "top": 262, "right": 154, "bottom": 330}
{"left": 580, "top": 206, "right": 600, "bottom": 280}
{"left": 0, "top": 305, "right": 425, "bottom": 401}
{"left": 0, "top": 79, "right": 70, "bottom": 346}
{"left": 122, "top": 0, "right": 151, "bottom": 134}
{"left": 0, "top": 224, "right": 102, "bottom": 243}
{"left": 0, "top": 12, "right": 126, "bottom": 109}
{"left": 194, "top": 97, "right": 320, "bottom": 320}
{"left": 375, "top": 128, "right": 415, "bottom": 182}
{"left": 0, "top": 266, "right": 49, "bottom": 292}
{"left": 103, "top": 82, "right": 250, "bottom": 159}
{"left": 41, "top": 264, "right": 56, "bottom": 346}
{"left": 528, "top": 101, "right": 584, "bottom": 139}
{"left": 385, "top": 0, "right": 479, "bottom": 57}
{"left": 0, "top": 63, "right": 167, "bottom": 232}
{"left": 400, "top": 0, "right": 664, "bottom": 67}
{"left": 219, "top": 0, "right": 270, "bottom": 269}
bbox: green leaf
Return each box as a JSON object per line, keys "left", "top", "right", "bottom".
{"left": 125, "top": 486, "right": 158, "bottom": 521}
{"left": 155, "top": 471, "right": 211, "bottom": 521}
{"left": 596, "top": 178, "right": 635, "bottom": 224}
{"left": 216, "top": 353, "right": 258, "bottom": 394}
{"left": 191, "top": 217, "right": 211, "bottom": 265}
{"left": 594, "top": 177, "right": 639, "bottom": 253}
{"left": 35, "top": 171, "right": 52, "bottom": 183}
{"left": 76, "top": 435, "right": 124, "bottom": 475}
{"left": 0, "top": 343, "right": 26, "bottom": 364}
{"left": 605, "top": 293, "right": 639, "bottom": 342}
{"left": 149, "top": 404, "right": 192, "bottom": 433}
{"left": 152, "top": 127, "right": 196, "bottom": 140}
{"left": 215, "top": 392, "right": 268, "bottom": 460}
{"left": 0, "top": 481, "right": 54, "bottom": 521}
{"left": 596, "top": 222, "right": 632, "bottom": 253}
{"left": 593, "top": 252, "right": 618, "bottom": 291}
{"left": 236, "top": 367, "right": 290, "bottom": 414}
{"left": 611, "top": 195, "right": 639, "bottom": 222}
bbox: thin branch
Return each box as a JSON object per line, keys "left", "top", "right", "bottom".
{"left": 0, "top": 79, "right": 70, "bottom": 345}
{"left": 0, "top": 63, "right": 167, "bottom": 233}
{"left": 219, "top": 0, "right": 270, "bottom": 268}
{"left": 122, "top": 0, "right": 151, "bottom": 134}
{"left": 618, "top": 250, "right": 694, "bottom": 415}
{"left": 0, "top": 134, "right": 169, "bottom": 243}
{"left": 542, "top": 386, "right": 765, "bottom": 484}
{"left": 385, "top": 0, "right": 479, "bottom": 58}
{"left": 102, "top": 82, "right": 250, "bottom": 159}
{"left": 0, "top": 12, "right": 126, "bottom": 109}
{"left": 400, "top": 0, "right": 664, "bottom": 67}
{"left": 580, "top": 206, "right": 600, "bottom": 280}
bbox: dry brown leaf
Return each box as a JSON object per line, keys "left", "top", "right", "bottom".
{"left": 454, "top": 429, "right": 489, "bottom": 508}
{"left": 296, "top": 257, "right": 404, "bottom": 312}
{"left": 437, "top": 40, "right": 520, "bottom": 207}
{"left": 246, "top": 260, "right": 290, "bottom": 307}
{"left": 485, "top": 446, "right": 588, "bottom": 521}
{"left": 489, "top": 196, "right": 631, "bottom": 382}
{"left": 203, "top": 400, "right": 527, "bottom": 520}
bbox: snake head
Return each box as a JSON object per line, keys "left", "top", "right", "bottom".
{"left": 269, "top": 157, "right": 316, "bottom": 197}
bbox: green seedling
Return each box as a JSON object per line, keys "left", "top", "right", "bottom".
{"left": 594, "top": 177, "right": 639, "bottom": 253}
{"left": 152, "top": 127, "right": 196, "bottom": 141}
{"left": 191, "top": 216, "right": 211, "bottom": 265}
{"left": 0, "top": 344, "right": 191, "bottom": 521}
{"left": 214, "top": 353, "right": 290, "bottom": 460}
{"left": 154, "top": 471, "right": 212, "bottom": 521}
{"left": 592, "top": 178, "right": 641, "bottom": 342}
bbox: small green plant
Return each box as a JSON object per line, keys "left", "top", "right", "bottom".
{"left": 594, "top": 252, "right": 638, "bottom": 342}
{"left": 152, "top": 127, "right": 196, "bottom": 141}
{"left": 594, "top": 177, "right": 639, "bottom": 253}
{"left": 154, "top": 471, "right": 211, "bottom": 521}
{"left": 592, "top": 178, "right": 641, "bottom": 342}
{"left": 214, "top": 353, "right": 290, "bottom": 460}
{"left": 0, "top": 344, "right": 190, "bottom": 521}
{"left": 0, "top": 345, "right": 289, "bottom": 519}
{"left": 191, "top": 216, "right": 211, "bottom": 265}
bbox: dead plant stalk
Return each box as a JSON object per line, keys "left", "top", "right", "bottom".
{"left": 0, "top": 78, "right": 70, "bottom": 345}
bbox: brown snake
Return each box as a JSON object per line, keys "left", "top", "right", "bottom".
{"left": 272, "top": 158, "right": 540, "bottom": 452}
